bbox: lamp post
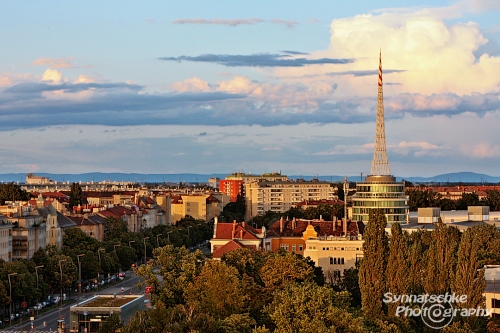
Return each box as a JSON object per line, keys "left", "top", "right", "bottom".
{"left": 156, "top": 234, "right": 162, "bottom": 248}
{"left": 35, "top": 265, "right": 44, "bottom": 316}
{"left": 129, "top": 240, "right": 136, "bottom": 265}
{"left": 8, "top": 272, "right": 17, "bottom": 327}
{"left": 143, "top": 237, "right": 149, "bottom": 264}
{"left": 114, "top": 244, "right": 121, "bottom": 281}
{"left": 167, "top": 231, "right": 172, "bottom": 243}
{"left": 59, "top": 259, "right": 67, "bottom": 311}
{"left": 77, "top": 254, "right": 85, "bottom": 295}
{"left": 97, "top": 248, "right": 104, "bottom": 290}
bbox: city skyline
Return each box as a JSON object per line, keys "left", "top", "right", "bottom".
{"left": 1, "top": 1, "right": 499, "bottom": 177}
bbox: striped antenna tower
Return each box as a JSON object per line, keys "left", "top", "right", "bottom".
{"left": 369, "top": 50, "right": 391, "bottom": 176}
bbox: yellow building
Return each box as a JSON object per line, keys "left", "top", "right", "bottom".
{"left": 304, "top": 235, "right": 364, "bottom": 281}
{"left": 171, "top": 194, "right": 208, "bottom": 223}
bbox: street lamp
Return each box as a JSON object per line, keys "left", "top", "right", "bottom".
{"left": 129, "top": 240, "right": 135, "bottom": 247}
{"left": 97, "top": 248, "right": 105, "bottom": 291}
{"left": 59, "top": 259, "right": 67, "bottom": 310}
{"left": 114, "top": 244, "right": 121, "bottom": 280}
{"left": 167, "top": 231, "right": 172, "bottom": 243}
{"left": 156, "top": 234, "right": 162, "bottom": 248}
{"left": 8, "top": 272, "right": 17, "bottom": 327}
{"left": 35, "top": 265, "right": 44, "bottom": 316}
{"left": 143, "top": 237, "right": 149, "bottom": 264}
{"left": 77, "top": 254, "right": 85, "bottom": 295}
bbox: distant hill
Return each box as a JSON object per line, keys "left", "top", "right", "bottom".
{"left": 0, "top": 171, "right": 498, "bottom": 184}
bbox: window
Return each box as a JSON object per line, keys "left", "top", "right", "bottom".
{"left": 492, "top": 299, "right": 500, "bottom": 309}
{"left": 341, "top": 258, "right": 345, "bottom": 265}
{"left": 292, "top": 244, "right": 296, "bottom": 252}
{"left": 330, "top": 257, "right": 333, "bottom": 265}
{"left": 299, "top": 245, "right": 303, "bottom": 251}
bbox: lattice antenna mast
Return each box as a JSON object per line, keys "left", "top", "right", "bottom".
{"left": 370, "top": 50, "right": 391, "bottom": 176}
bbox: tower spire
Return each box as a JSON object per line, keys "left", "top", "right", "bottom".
{"left": 370, "top": 50, "right": 391, "bottom": 176}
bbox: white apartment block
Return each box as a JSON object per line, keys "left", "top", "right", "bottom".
{"left": 244, "top": 180, "right": 338, "bottom": 219}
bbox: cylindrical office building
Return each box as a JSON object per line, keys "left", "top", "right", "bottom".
{"left": 351, "top": 175, "right": 408, "bottom": 224}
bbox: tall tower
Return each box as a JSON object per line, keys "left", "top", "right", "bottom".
{"left": 351, "top": 51, "right": 408, "bottom": 225}
{"left": 370, "top": 50, "right": 391, "bottom": 176}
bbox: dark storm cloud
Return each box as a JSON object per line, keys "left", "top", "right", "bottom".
{"left": 1, "top": 79, "right": 498, "bottom": 130}
{"left": 159, "top": 53, "right": 355, "bottom": 67}
{"left": 4, "top": 81, "right": 142, "bottom": 96}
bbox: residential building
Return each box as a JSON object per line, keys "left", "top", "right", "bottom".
{"left": 171, "top": 194, "right": 208, "bottom": 223}
{"left": 0, "top": 214, "right": 12, "bottom": 262}
{"left": 221, "top": 172, "right": 289, "bottom": 202}
{"left": 210, "top": 218, "right": 266, "bottom": 259}
{"left": 244, "top": 180, "right": 337, "bottom": 219}
{"left": 0, "top": 203, "right": 47, "bottom": 260}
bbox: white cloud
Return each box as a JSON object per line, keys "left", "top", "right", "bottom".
{"left": 460, "top": 142, "right": 500, "bottom": 158}
{"left": 42, "top": 68, "right": 64, "bottom": 84}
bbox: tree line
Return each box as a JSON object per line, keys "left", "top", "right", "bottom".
{"left": 406, "top": 188, "right": 500, "bottom": 212}
{"left": 94, "top": 209, "right": 500, "bottom": 333}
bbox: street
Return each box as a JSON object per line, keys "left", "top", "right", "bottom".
{"left": 1, "top": 273, "right": 143, "bottom": 333}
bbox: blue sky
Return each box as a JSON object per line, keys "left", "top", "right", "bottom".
{"left": 0, "top": 0, "right": 499, "bottom": 178}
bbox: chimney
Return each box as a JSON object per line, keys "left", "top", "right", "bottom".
{"left": 240, "top": 229, "right": 243, "bottom": 239}
{"left": 232, "top": 220, "right": 236, "bottom": 239}
{"left": 213, "top": 216, "right": 218, "bottom": 238}
{"left": 280, "top": 217, "right": 283, "bottom": 233}
{"left": 292, "top": 217, "right": 296, "bottom": 230}
{"left": 320, "top": 214, "right": 323, "bottom": 221}
{"left": 242, "top": 221, "right": 246, "bottom": 228}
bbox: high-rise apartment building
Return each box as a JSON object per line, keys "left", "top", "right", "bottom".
{"left": 245, "top": 180, "right": 337, "bottom": 219}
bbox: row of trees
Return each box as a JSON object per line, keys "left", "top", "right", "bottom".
{"left": 92, "top": 208, "right": 500, "bottom": 333}
{"left": 358, "top": 209, "right": 500, "bottom": 332}
{"left": 406, "top": 188, "right": 500, "bottom": 212}
{"left": 118, "top": 246, "right": 398, "bottom": 333}
{"left": 0, "top": 214, "right": 212, "bottom": 319}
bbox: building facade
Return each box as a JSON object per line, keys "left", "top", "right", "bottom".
{"left": 244, "top": 180, "right": 337, "bottom": 219}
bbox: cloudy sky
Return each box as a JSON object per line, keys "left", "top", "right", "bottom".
{"left": 1, "top": 0, "right": 499, "bottom": 178}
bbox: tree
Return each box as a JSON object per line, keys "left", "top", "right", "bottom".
{"left": 103, "top": 217, "right": 128, "bottom": 241}
{"left": 264, "top": 282, "right": 365, "bottom": 333}
{"left": 69, "top": 182, "right": 83, "bottom": 209}
{"left": 423, "top": 222, "right": 460, "bottom": 295}
{"left": 0, "top": 182, "right": 29, "bottom": 204}
{"left": 482, "top": 189, "right": 500, "bottom": 211}
{"left": 259, "top": 251, "right": 315, "bottom": 293}
{"left": 452, "top": 226, "right": 487, "bottom": 331}
{"left": 96, "top": 314, "right": 123, "bottom": 333}
{"left": 185, "top": 260, "right": 245, "bottom": 320}
{"left": 386, "top": 223, "right": 410, "bottom": 318}
{"left": 359, "top": 209, "right": 389, "bottom": 318}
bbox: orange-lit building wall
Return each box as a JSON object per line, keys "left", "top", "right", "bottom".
{"left": 219, "top": 179, "right": 243, "bottom": 202}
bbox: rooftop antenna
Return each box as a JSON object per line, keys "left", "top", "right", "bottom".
{"left": 343, "top": 176, "right": 348, "bottom": 237}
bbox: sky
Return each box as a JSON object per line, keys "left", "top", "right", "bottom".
{"left": 0, "top": 0, "right": 499, "bottom": 178}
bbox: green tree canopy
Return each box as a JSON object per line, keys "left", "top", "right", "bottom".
{"left": 0, "top": 182, "right": 29, "bottom": 204}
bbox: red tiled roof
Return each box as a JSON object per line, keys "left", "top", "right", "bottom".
{"left": 212, "top": 239, "right": 256, "bottom": 259}
{"left": 269, "top": 218, "right": 359, "bottom": 237}
{"left": 214, "top": 222, "right": 263, "bottom": 240}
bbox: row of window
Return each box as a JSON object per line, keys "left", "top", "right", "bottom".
{"left": 329, "top": 257, "right": 345, "bottom": 265}
{"left": 280, "top": 244, "right": 304, "bottom": 252}
{"left": 322, "top": 246, "right": 360, "bottom": 251}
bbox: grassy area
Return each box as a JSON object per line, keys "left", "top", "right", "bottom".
{"left": 82, "top": 296, "right": 138, "bottom": 308}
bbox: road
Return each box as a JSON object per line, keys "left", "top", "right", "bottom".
{"left": 2, "top": 273, "right": 143, "bottom": 333}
